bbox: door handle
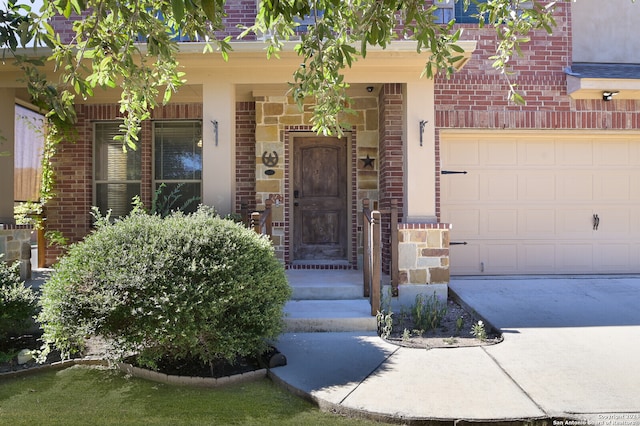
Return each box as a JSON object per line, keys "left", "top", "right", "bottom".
{"left": 294, "top": 190, "right": 299, "bottom": 199}
{"left": 593, "top": 214, "right": 600, "bottom": 231}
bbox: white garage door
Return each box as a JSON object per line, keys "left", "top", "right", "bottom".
{"left": 441, "top": 132, "right": 640, "bottom": 275}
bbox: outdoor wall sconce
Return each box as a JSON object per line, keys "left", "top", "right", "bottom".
{"left": 602, "top": 91, "right": 619, "bottom": 101}
{"left": 419, "top": 120, "right": 427, "bottom": 146}
{"left": 211, "top": 120, "right": 219, "bottom": 146}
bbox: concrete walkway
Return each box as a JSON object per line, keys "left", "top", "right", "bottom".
{"left": 270, "top": 276, "right": 640, "bottom": 424}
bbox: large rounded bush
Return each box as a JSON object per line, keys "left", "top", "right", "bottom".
{"left": 38, "top": 208, "right": 290, "bottom": 367}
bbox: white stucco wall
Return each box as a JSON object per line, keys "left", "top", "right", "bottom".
{"left": 572, "top": 0, "right": 640, "bottom": 63}
{"left": 0, "top": 89, "right": 15, "bottom": 223}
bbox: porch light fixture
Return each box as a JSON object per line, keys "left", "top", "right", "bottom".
{"left": 211, "top": 120, "right": 219, "bottom": 146}
{"left": 602, "top": 91, "right": 619, "bottom": 101}
{"left": 419, "top": 120, "right": 427, "bottom": 146}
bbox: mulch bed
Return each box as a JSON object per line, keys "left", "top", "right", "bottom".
{"left": 0, "top": 332, "right": 64, "bottom": 374}
{"left": 380, "top": 298, "right": 503, "bottom": 349}
{"left": 1, "top": 332, "right": 279, "bottom": 379}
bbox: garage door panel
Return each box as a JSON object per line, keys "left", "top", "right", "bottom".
{"left": 520, "top": 140, "right": 555, "bottom": 165}
{"left": 557, "top": 140, "right": 593, "bottom": 166}
{"left": 631, "top": 178, "right": 640, "bottom": 200}
{"left": 557, "top": 173, "right": 594, "bottom": 201}
{"left": 443, "top": 208, "right": 481, "bottom": 236}
{"left": 632, "top": 209, "right": 640, "bottom": 233}
{"left": 443, "top": 140, "right": 479, "bottom": 165}
{"left": 485, "top": 244, "right": 519, "bottom": 274}
{"left": 521, "top": 175, "right": 555, "bottom": 200}
{"left": 594, "top": 244, "right": 631, "bottom": 271}
{"left": 486, "top": 209, "right": 518, "bottom": 235}
{"left": 594, "top": 208, "right": 632, "bottom": 235}
{"left": 520, "top": 244, "right": 555, "bottom": 272}
{"left": 484, "top": 174, "right": 517, "bottom": 201}
{"left": 483, "top": 140, "right": 517, "bottom": 165}
{"left": 442, "top": 133, "right": 640, "bottom": 275}
{"left": 557, "top": 244, "right": 593, "bottom": 272}
{"left": 594, "top": 174, "right": 631, "bottom": 202}
{"left": 442, "top": 174, "right": 479, "bottom": 201}
{"left": 595, "top": 141, "right": 632, "bottom": 166}
{"left": 449, "top": 244, "right": 481, "bottom": 274}
{"left": 556, "top": 208, "right": 594, "bottom": 237}
{"left": 520, "top": 209, "right": 556, "bottom": 237}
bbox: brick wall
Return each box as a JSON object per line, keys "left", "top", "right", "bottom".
{"left": 45, "top": 103, "right": 202, "bottom": 266}
{"left": 378, "top": 83, "right": 404, "bottom": 273}
{"left": 433, "top": 1, "right": 640, "bottom": 221}
{"left": 217, "top": 0, "right": 258, "bottom": 40}
{"left": 50, "top": 0, "right": 257, "bottom": 44}
{"left": 435, "top": 2, "right": 572, "bottom": 128}
{"left": 235, "top": 101, "right": 257, "bottom": 213}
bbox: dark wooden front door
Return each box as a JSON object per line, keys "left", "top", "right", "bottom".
{"left": 293, "top": 137, "right": 348, "bottom": 261}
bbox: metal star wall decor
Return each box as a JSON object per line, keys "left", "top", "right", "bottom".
{"left": 361, "top": 154, "right": 375, "bottom": 169}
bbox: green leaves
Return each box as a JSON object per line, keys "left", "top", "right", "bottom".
{"left": 38, "top": 208, "right": 290, "bottom": 365}
{"left": 5, "top": 0, "right": 566, "bottom": 143}
{"left": 0, "top": 257, "right": 38, "bottom": 336}
{"left": 201, "top": 0, "right": 216, "bottom": 21}
{"left": 171, "top": 0, "right": 185, "bottom": 23}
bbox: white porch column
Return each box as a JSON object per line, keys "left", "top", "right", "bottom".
{"left": 0, "top": 89, "right": 15, "bottom": 224}
{"left": 403, "top": 80, "right": 436, "bottom": 222}
{"left": 202, "top": 81, "right": 234, "bottom": 216}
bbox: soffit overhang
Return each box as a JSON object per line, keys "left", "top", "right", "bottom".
{"left": 566, "top": 63, "right": 640, "bottom": 100}
{"left": 2, "top": 39, "right": 476, "bottom": 104}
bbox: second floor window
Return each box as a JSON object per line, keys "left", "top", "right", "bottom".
{"left": 434, "top": 0, "right": 484, "bottom": 24}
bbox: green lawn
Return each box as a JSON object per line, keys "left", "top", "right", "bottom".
{"left": 0, "top": 365, "right": 385, "bottom": 425}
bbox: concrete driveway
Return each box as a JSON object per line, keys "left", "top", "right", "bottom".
{"left": 450, "top": 275, "right": 640, "bottom": 423}
{"left": 272, "top": 275, "right": 640, "bottom": 424}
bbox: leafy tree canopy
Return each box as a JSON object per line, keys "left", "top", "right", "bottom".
{"left": 1, "top": 0, "right": 560, "bottom": 146}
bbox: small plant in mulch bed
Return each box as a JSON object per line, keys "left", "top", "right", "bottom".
{"left": 470, "top": 320, "right": 487, "bottom": 341}
{"left": 377, "top": 289, "right": 502, "bottom": 349}
{"left": 411, "top": 292, "right": 447, "bottom": 332}
{"left": 37, "top": 205, "right": 291, "bottom": 376}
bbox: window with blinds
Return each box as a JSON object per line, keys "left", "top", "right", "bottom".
{"left": 94, "top": 122, "right": 141, "bottom": 217}
{"left": 154, "top": 121, "right": 202, "bottom": 214}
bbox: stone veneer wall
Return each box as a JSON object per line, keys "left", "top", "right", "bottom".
{"left": 253, "top": 94, "right": 380, "bottom": 266}
{"left": 397, "top": 223, "right": 450, "bottom": 285}
{"left": 0, "top": 225, "right": 33, "bottom": 280}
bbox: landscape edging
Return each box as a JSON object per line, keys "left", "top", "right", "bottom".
{"left": 115, "top": 362, "right": 268, "bottom": 387}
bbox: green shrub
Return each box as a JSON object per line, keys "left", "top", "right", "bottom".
{"left": 38, "top": 207, "right": 291, "bottom": 368}
{"left": 0, "top": 256, "right": 38, "bottom": 337}
{"left": 411, "top": 292, "right": 447, "bottom": 332}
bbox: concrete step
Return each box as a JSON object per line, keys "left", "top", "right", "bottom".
{"left": 283, "top": 299, "right": 378, "bottom": 332}
{"left": 286, "top": 269, "right": 364, "bottom": 300}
